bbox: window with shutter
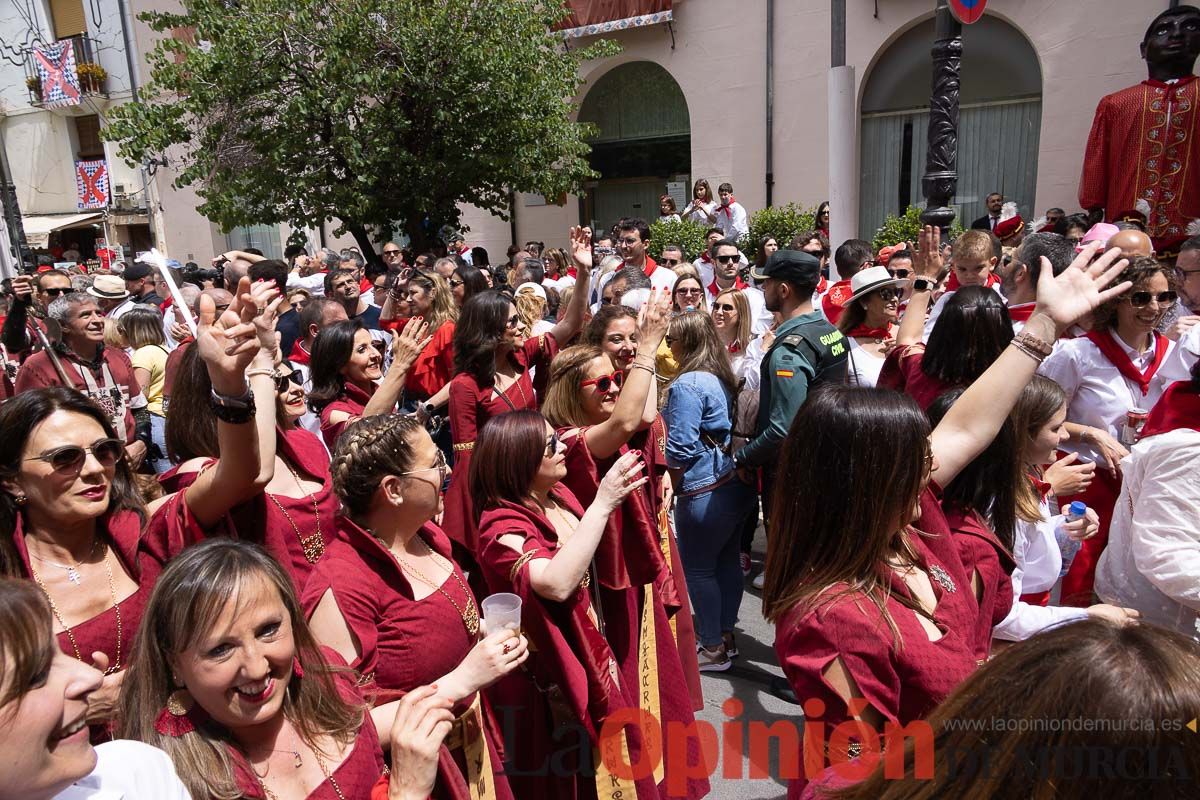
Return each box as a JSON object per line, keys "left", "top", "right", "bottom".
{"left": 73, "top": 115, "right": 104, "bottom": 160}
{"left": 49, "top": 0, "right": 87, "bottom": 38}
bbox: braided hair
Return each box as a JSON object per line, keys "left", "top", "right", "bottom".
{"left": 330, "top": 413, "right": 423, "bottom": 519}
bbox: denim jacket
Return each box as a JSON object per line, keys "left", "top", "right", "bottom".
{"left": 663, "top": 370, "right": 735, "bottom": 494}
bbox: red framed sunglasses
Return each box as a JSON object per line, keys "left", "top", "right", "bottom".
{"left": 581, "top": 370, "right": 624, "bottom": 394}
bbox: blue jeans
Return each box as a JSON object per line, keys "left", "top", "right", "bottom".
{"left": 149, "top": 413, "right": 171, "bottom": 474}
{"left": 675, "top": 478, "right": 756, "bottom": 648}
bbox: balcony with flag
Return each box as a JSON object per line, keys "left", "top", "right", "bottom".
{"left": 23, "top": 34, "right": 109, "bottom": 112}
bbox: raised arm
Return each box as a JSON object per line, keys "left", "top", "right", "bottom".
{"left": 582, "top": 290, "right": 671, "bottom": 459}
{"left": 897, "top": 231, "right": 937, "bottom": 347}
{"left": 183, "top": 277, "right": 281, "bottom": 527}
{"left": 549, "top": 226, "right": 593, "bottom": 344}
{"left": 931, "top": 243, "right": 1131, "bottom": 486}
{"left": 360, "top": 318, "right": 431, "bottom": 418}
{"left": 501, "top": 451, "right": 646, "bottom": 602}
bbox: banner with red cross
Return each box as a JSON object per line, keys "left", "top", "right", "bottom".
{"left": 33, "top": 41, "right": 81, "bottom": 108}
{"left": 76, "top": 160, "right": 110, "bottom": 209}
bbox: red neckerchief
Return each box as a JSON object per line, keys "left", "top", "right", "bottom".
{"left": 699, "top": 253, "right": 712, "bottom": 265}
{"left": 707, "top": 277, "right": 747, "bottom": 297}
{"left": 816, "top": 276, "right": 828, "bottom": 295}
{"left": 622, "top": 255, "right": 658, "bottom": 278}
{"left": 457, "top": 245, "right": 470, "bottom": 257}
{"left": 566, "top": 266, "right": 577, "bottom": 278}
{"left": 1007, "top": 302, "right": 1036, "bottom": 323}
{"left": 1084, "top": 329, "right": 1169, "bottom": 396}
{"left": 289, "top": 340, "right": 311, "bottom": 365}
{"left": 727, "top": 340, "right": 743, "bottom": 354}
{"left": 718, "top": 198, "right": 737, "bottom": 226}
{"left": 847, "top": 322, "right": 894, "bottom": 340}
{"left": 946, "top": 272, "right": 1001, "bottom": 292}
{"left": 1028, "top": 473, "right": 1052, "bottom": 502}
{"left": 1139, "top": 381, "right": 1200, "bottom": 439}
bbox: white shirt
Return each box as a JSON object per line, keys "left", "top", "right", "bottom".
{"left": 703, "top": 281, "right": 771, "bottom": 335}
{"left": 682, "top": 200, "right": 717, "bottom": 225}
{"left": 845, "top": 337, "right": 887, "bottom": 387}
{"left": 55, "top": 740, "right": 191, "bottom": 799}
{"left": 692, "top": 253, "right": 748, "bottom": 288}
{"left": 921, "top": 290, "right": 954, "bottom": 341}
{"left": 108, "top": 298, "right": 137, "bottom": 320}
{"left": 286, "top": 271, "right": 327, "bottom": 296}
{"left": 714, "top": 202, "right": 749, "bottom": 240}
{"left": 1096, "top": 429, "right": 1200, "bottom": 637}
{"left": 1039, "top": 330, "right": 1175, "bottom": 464}
{"left": 992, "top": 499, "right": 1089, "bottom": 642}
{"left": 1158, "top": 320, "right": 1200, "bottom": 386}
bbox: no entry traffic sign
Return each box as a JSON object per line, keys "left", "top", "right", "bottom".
{"left": 949, "top": 0, "right": 987, "bottom": 25}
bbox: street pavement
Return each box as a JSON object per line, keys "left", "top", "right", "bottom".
{"left": 690, "top": 525, "right": 795, "bottom": 799}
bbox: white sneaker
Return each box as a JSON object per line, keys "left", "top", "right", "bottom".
{"left": 752, "top": 572, "right": 765, "bottom": 590}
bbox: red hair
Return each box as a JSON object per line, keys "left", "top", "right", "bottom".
{"left": 469, "top": 410, "right": 549, "bottom": 523}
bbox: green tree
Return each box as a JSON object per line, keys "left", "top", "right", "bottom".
{"left": 647, "top": 218, "right": 709, "bottom": 262}
{"left": 872, "top": 205, "right": 963, "bottom": 251}
{"left": 744, "top": 203, "right": 818, "bottom": 257}
{"left": 103, "top": 0, "right": 618, "bottom": 257}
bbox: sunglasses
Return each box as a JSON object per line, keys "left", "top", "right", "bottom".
{"left": 874, "top": 288, "right": 900, "bottom": 302}
{"left": 716, "top": 255, "right": 739, "bottom": 264}
{"left": 26, "top": 438, "right": 125, "bottom": 474}
{"left": 275, "top": 369, "right": 304, "bottom": 392}
{"left": 581, "top": 370, "right": 624, "bottom": 394}
{"left": 712, "top": 302, "right": 737, "bottom": 313}
{"left": 382, "top": 250, "right": 402, "bottom": 258}
{"left": 449, "top": 278, "right": 464, "bottom": 287}
{"left": 1126, "top": 290, "right": 1177, "bottom": 308}
{"left": 887, "top": 268, "right": 910, "bottom": 279}
{"left": 544, "top": 431, "right": 560, "bottom": 457}
{"left": 42, "top": 287, "right": 70, "bottom": 298}
{"left": 505, "top": 314, "right": 521, "bottom": 329}
{"left": 922, "top": 449, "right": 935, "bottom": 480}
{"left": 665, "top": 334, "right": 675, "bottom": 346}
{"left": 676, "top": 287, "right": 703, "bottom": 296}
{"left": 662, "top": 258, "right": 681, "bottom": 267}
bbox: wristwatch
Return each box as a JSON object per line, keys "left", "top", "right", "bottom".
{"left": 911, "top": 278, "right": 934, "bottom": 292}
{"left": 209, "top": 386, "right": 256, "bottom": 424}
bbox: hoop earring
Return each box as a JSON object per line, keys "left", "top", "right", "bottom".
{"left": 154, "top": 688, "right": 206, "bottom": 737}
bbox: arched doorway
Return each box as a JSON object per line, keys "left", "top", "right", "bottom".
{"left": 577, "top": 61, "right": 690, "bottom": 234}
{"left": 859, "top": 16, "right": 1043, "bottom": 238}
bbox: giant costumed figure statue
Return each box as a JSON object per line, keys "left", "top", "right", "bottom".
{"left": 1079, "top": 6, "right": 1200, "bottom": 258}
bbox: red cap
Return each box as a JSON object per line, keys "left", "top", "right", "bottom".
{"left": 994, "top": 215, "right": 1024, "bottom": 240}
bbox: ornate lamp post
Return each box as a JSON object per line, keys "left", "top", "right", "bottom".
{"left": 919, "top": 0, "right": 964, "bottom": 231}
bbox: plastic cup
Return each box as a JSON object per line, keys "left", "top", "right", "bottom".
{"left": 481, "top": 592, "right": 522, "bottom": 634}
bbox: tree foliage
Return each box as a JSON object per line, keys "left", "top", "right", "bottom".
{"left": 872, "top": 205, "right": 963, "bottom": 251}
{"left": 647, "top": 218, "right": 709, "bottom": 262}
{"left": 103, "top": 0, "right": 619, "bottom": 255}
{"left": 744, "top": 203, "right": 818, "bottom": 256}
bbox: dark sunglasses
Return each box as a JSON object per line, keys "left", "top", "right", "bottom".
{"left": 887, "top": 268, "right": 910, "bottom": 279}
{"left": 662, "top": 258, "right": 681, "bottom": 266}
{"left": 505, "top": 313, "right": 521, "bottom": 329}
{"left": 449, "top": 278, "right": 464, "bottom": 287}
{"left": 716, "top": 255, "right": 739, "bottom": 264}
{"left": 275, "top": 369, "right": 304, "bottom": 392}
{"left": 874, "top": 288, "right": 900, "bottom": 302}
{"left": 676, "top": 287, "right": 703, "bottom": 295}
{"left": 382, "top": 250, "right": 402, "bottom": 258}
{"left": 42, "top": 287, "right": 70, "bottom": 298}
{"left": 712, "top": 302, "right": 737, "bottom": 313}
{"left": 544, "top": 431, "right": 560, "bottom": 456}
{"left": 664, "top": 334, "right": 675, "bottom": 346}
{"left": 581, "top": 370, "right": 624, "bottom": 394}
{"left": 1126, "top": 290, "right": 1177, "bottom": 308}
{"left": 26, "top": 438, "right": 125, "bottom": 474}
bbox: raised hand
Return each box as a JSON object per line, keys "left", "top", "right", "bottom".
{"left": 914, "top": 226, "right": 943, "bottom": 279}
{"left": 636, "top": 288, "right": 672, "bottom": 347}
{"left": 196, "top": 275, "right": 262, "bottom": 395}
{"left": 568, "top": 226, "right": 594, "bottom": 271}
{"left": 246, "top": 280, "right": 283, "bottom": 354}
{"left": 1034, "top": 243, "right": 1131, "bottom": 334}
{"left": 441, "top": 628, "right": 529, "bottom": 700}
{"left": 595, "top": 450, "right": 648, "bottom": 510}
{"left": 387, "top": 686, "right": 454, "bottom": 800}
{"left": 389, "top": 316, "right": 432, "bottom": 373}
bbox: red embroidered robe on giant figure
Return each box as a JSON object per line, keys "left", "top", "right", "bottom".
{"left": 1079, "top": 76, "right": 1200, "bottom": 254}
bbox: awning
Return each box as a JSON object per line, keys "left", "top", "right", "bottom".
{"left": 555, "top": 0, "right": 673, "bottom": 39}
{"left": 21, "top": 212, "right": 103, "bottom": 248}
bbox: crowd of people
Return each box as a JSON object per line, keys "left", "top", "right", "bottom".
{"left": 1, "top": 190, "right": 1200, "bottom": 800}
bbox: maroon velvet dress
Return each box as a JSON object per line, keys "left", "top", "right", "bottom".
{"left": 477, "top": 491, "right": 709, "bottom": 800}
{"left": 773, "top": 489, "right": 978, "bottom": 798}
{"left": 442, "top": 333, "right": 558, "bottom": 557}
{"left": 319, "top": 381, "right": 375, "bottom": 451}
{"left": 301, "top": 521, "right": 513, "bottom": 800}
{"left": 941, "top": 507, "right": 1016, "bottom": 663}
{"left": 231, "top": 648, "right": 386, "bottom": 799}
{"left": 145, "top": 427, "right": 337, "bottom": 592}
{"left": 13, "top": 509, "right": 158, "bottom": 742}
{"left": 556, "top": 426, "right": 705, "bottom": 759}
{"left": 876, "top": 345, "right": 955, "bottom": 411}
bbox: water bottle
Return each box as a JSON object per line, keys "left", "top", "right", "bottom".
{"left": 1057, "top": 501, "right": 1086, "bottom": 578}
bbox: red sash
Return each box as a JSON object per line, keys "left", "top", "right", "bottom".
{"left": 718, "top": 199, "right": 737, "bottom": 227}
{"left": 288, "top": 341, "right": 311, "bottom": 365}
{"left": 1139, "top": 381, "right": 1200, "bottom": 439}
{"left": 1084, "top": 329, "right": 1169, "bottom": 396}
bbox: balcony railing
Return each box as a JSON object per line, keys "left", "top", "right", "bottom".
{"left": 23, "top": 34, "right": 108, "bottom": 106}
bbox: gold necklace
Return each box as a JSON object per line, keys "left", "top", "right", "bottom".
{"left": 28, "top": 536, "right": 99, "bottom": 586}
{"left": 391, "top": 537, "right": 480, "bottom": 637}
{"left": 266, "top": 460, "right": 326, "bottom": 564}
{"left": 255, "top": 742, "right": 346, "bottom": 800}
{"left": 29, "top": 542, "right": 122, "bottom": 673}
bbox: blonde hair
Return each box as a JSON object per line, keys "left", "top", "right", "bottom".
{"left": 667, "top": 311, "right": 738, "bottom": 393}
{"left": 514, "top": 286, "right": 547, "bottom": 334}
{"left": 103, "top": 316, "right": 126, "bottom": 349}
{"left": 117, "top": 540, "right": 362, "bottom": 800}
{"left": 1010, "top": 375, "right": 1068, "bottom": 523}
{"left": 543, "top": 345, "right": 605, "bottom": 429}
{"left": 673, "top": 264, "right": 700, "bottom": 281}
{"left": 713, "top": 289, "right": 752, "bottom": 353}
{"left": 409, "top": 272, "right": 459, "bottom": 329}
{"left": 543, "top": 248, "right": 569, "bottom": 278}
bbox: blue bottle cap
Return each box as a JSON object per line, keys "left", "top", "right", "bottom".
{"left": 1068, "top": 500, "right": 1087, "bottom": 516}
